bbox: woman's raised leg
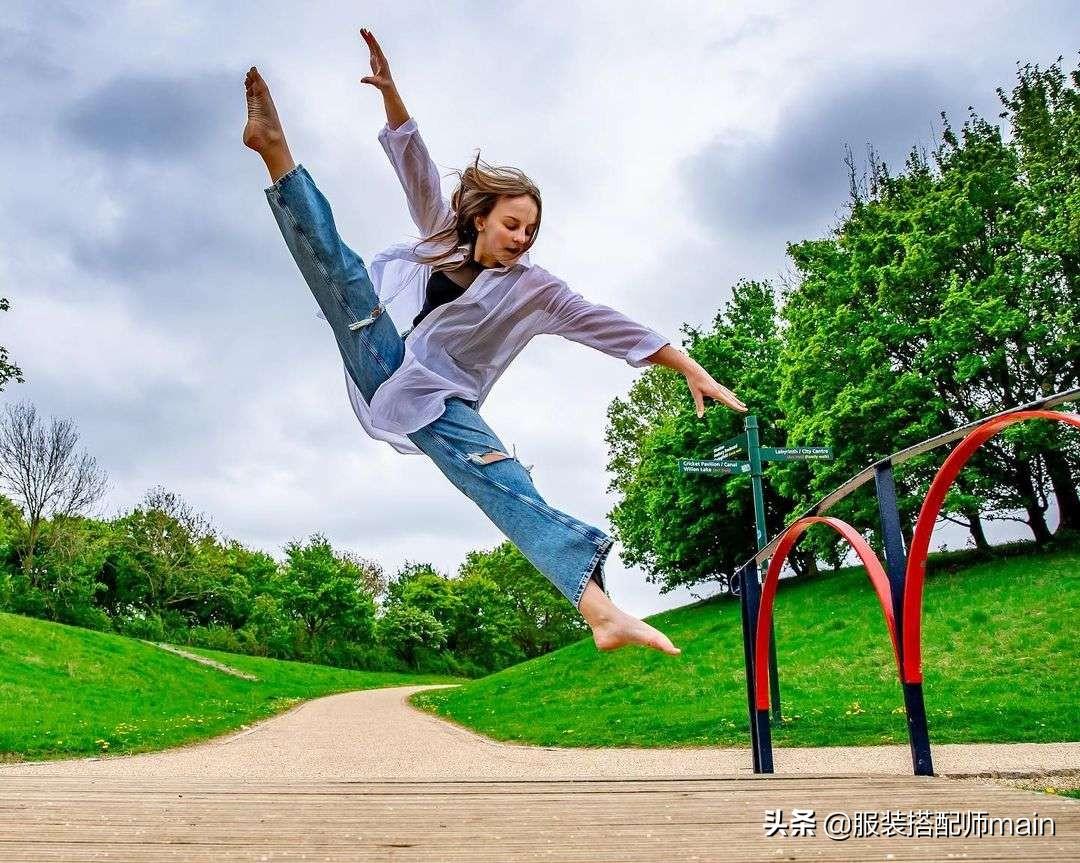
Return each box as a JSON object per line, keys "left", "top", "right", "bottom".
{"left": 246, "top": 67, "right": 404, "bottom": 402}
{"left": 407, "top": 399, "right": 681, "bottom": 656}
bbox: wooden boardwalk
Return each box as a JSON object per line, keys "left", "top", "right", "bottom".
{"left": 1, "top": 774, "right": 1076, "bottom": 861}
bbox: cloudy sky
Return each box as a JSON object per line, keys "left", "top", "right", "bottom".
{"left": 2, "top": 1, "right": 1075, "bottom": 616}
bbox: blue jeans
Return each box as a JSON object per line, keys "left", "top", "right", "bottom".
{"left": 265, "top": 164, "right": 612, "bottom": 609}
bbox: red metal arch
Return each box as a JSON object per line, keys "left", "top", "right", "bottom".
{"left": 902, "top": 410, "right": 1080, "bottom": 684}
{"left": 754, "top": 516, "right": 898, "bottom": 711}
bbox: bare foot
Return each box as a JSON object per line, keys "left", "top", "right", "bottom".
{"left": 243, "top": 66, "right": 285, "bottom": 154}
{"left": 578, "top": 580, "right": 681, "bottom": 656}
{"left": 591, "top": 611, "right": 682, "bottom": 656}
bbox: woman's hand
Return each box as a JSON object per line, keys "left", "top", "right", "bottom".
{"left": 360, "top": 28, "right": 410, "bottom": 129}
{"left": 684, "top": 367, "right": 747, "bottom": 418}
{"left": 644, "top": 345, "right": 748, "bottom": 418}
{"left": 359, "top": 28, "right": 396, "bottom": 92}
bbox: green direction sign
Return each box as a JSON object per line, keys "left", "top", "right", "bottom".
{"left": 679, "top": 458, "right": 751, "bottom": 476}
{"left": 759, "top": 446, "right": 833, "bottom": 461}
{"left": 712, "top": 433, "right": 747, "bottom": 460}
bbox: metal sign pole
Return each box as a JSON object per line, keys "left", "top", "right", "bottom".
{"left": 745, "top": 415, "right": 782, "bottom": 723}
{"left": 680, "top": 419, "right": 833, "bottom": 733}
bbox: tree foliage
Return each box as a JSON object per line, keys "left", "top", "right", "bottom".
{"left": 458, "top": 540, "right": 587, "bottom": 658}
{"left": 606, "top": 280, "right": 805, "bottom": 593}
{"left": 0, "top": 297, "right": 23, "bottom": 394}
{"left": 604, "top": 57, "right": 1080, "bottom": 590}
{"left": 278, "top": 533, "right": 377, "bottom": 645}
{"left": 781, "top": 56, "right": 1080, "bottom": 549}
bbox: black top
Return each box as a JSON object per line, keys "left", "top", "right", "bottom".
{"left": 412, "top": 258, "right": 493, "bottom": 328}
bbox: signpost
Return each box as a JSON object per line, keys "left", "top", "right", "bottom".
{"left": 758, "top": 446, "right": 832, "bottom": 461}
{"left": 677, "top": 459, "right": 750, "bottom": 476}
{"left": 712, "top": 433, "right": 748, "bottom": 460}
{"left": 678, "top": 414, "right": 833, "bottom": 725}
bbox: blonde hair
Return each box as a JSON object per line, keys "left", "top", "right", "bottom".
{"left": 413, "top": 152, "right": 542, "bottom": 268}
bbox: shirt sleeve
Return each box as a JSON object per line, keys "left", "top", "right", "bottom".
{"left": 377, "top": 117, "right": 455, "bottom": 238}
{"left": 544, "top": 284, "right": 670, "bottom": 368}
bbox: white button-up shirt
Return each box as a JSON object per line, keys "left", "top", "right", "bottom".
{"left": 330, "top": 117, "right": 670, "bottom": 456}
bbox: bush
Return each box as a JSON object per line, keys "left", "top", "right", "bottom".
{"left": 184, "top": 623, "right": 246, "bottom": 654}
{"left": 112, "top": 610, "right": 186, "bottom": 642}
{"left": 308, "top": 638, "right": 407, "bottom": 672}
{"left": 56, "top": 603, "right": 112, "bottom": 632}
{"left": 3, "top": 572, "right": 48, "bottom": 618}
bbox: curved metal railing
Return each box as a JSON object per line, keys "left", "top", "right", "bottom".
{"left": 736, "top": 386, "right": 1080, "bottom": 776}
{"left": 745, "top": 387, "right": 1080, "bottom": 569}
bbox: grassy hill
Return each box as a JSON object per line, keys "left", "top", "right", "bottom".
{"left": 2, "top": 542, "right": 1076, "bottom": 763}
{"left": 0, "top": 613, "right": 459, "bottom": 763}
{"left": 410, "top": 543, "right": 1079, "bottom": 748}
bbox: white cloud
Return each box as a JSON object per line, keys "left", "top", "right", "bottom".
{"left": 6, "top": 292, "right": 202, "bottom": 400}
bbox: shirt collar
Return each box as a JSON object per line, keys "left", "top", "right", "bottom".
{"left": 451, "top": 245, "right": 533, "bottom": 272}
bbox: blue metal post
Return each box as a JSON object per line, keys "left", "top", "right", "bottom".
{"left": 874, "top": 462, "right": 934, "bottom": 776}
{"left": 874, "top": 462, "right": 907, "bottom": 631}
{"left": 737, "top": 562, "right": 772, "bottom": 772}
{"left": 737, "top": 565, "right": 760, "bottom": 772}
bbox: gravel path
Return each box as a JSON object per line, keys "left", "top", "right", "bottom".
{"left": 2, "top": 685, "right": 1076, "bottom": 781}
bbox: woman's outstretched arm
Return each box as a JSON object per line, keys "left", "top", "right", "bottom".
{"left": 360, "top": 28, "right": 409, "bottom": 129}
{"left": 544, "top": 283, "right": 747, "bottom": 418}
{"left": 360, "top": 28, "right": 453, "bottom": 238}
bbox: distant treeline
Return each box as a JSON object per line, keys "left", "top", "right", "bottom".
{"left": 0, "top": 486, "right": 587, "bottom": 677}
{"left": 605, "top": 59, "right": 1080, "bottom": 593}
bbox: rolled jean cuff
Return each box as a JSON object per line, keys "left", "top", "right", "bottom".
{"left": 574, "top": 534, "right": 614, "bottom": 609}
{"left": 264, "top": 162, "right": 307, "bottom": 194}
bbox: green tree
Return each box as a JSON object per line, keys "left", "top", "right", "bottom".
{"left": 458, "top": 541, "right": 587, "bottom": 657}
{"left": 0, "top": 297, "right": 23, "bottom": 393}
{"left": 109, "top": 487, "right": 217, "bottom": 618}
{"left": 178, "top": 538, "right": 271, "bottom": 629}
{"left": 0, "top": 494, "right": 26, "bottom": 610}
{"left": 383, "top": 560, "right": 444, "bottom": 606}
{"left": 605, "top": 280, "right": 804, "bottom": 593}
{"left": 381, "top": 558, "right": 528, "bottom": 672}
{"left": 245, "top": 592, "right": 295, "bottom": 658}
{"left": 781, "top": 58, "right": 1080, "bottom": 547}
{"left": 447, "top": 572, "right": 523, "bottom": 670}
{"left": 998, "top": 56, "right": 1080, "bottom": 531}
{"left": 278, "top": 533, "right": 377, "bottom": 644}
{"left": 32, "top": 515, "right": 113, "bottom": 629}
{"left": 378, "top": 564, "right": 451, "bottom": 668}
{"left": 389, "top": 568, "right": 461, "bottom": 622}
{"left": 375, "top": 603, "right": 447, "bottom": 668}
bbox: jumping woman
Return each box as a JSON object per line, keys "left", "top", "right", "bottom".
{"left": 243, "top": 28, "right": 747, "bottom": 656}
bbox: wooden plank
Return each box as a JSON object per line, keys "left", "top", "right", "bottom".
{"left": 0, "top": 776, "right": 1075, "bottom": 862}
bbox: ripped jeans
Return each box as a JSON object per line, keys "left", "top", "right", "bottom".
{"left": 264, "top": 163, "right": 612, "bottom": 609}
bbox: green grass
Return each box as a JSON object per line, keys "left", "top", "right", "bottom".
{"left": 411, "top": 545, "right": 1079, "bottom": 748}
{"left": 0, "top": 613, "right": 460, "bottom": 762}
{"left": 3, "top": 544, "right": 1076, "bottom": 761}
